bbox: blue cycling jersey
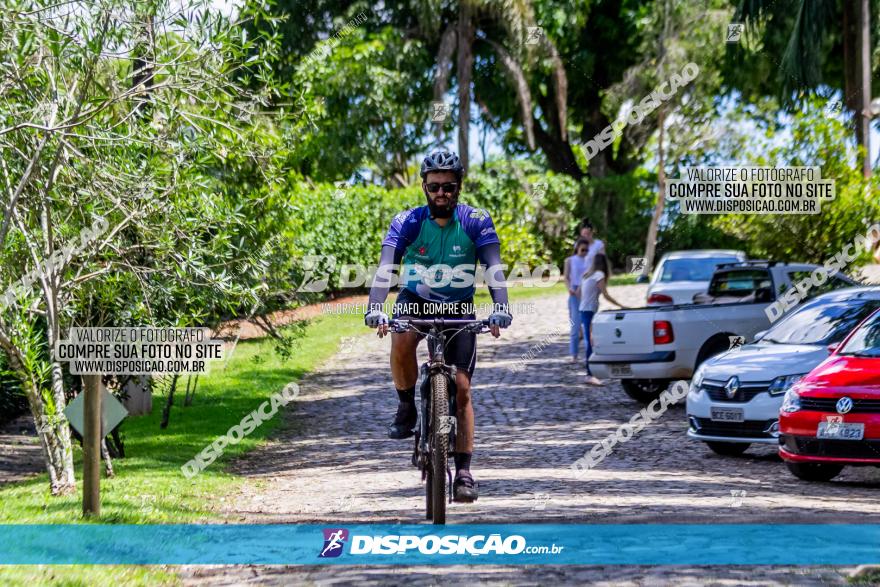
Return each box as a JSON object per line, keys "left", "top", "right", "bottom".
{"left": 382, "top": 203, "right": 500, "bottom": 302}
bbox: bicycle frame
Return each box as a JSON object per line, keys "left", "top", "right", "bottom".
{"left": 390, "top": 318, "right": 490, "bottom": 506}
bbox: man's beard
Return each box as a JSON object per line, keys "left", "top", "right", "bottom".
{"left": 426, "top": 193, "right": 458, "bottom": 218}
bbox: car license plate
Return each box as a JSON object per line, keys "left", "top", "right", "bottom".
{"left": 610, "top": 364, "right": 633, "bottom": 377}
{"left": 710, "top": 407, "right": 744, "bottom": 422}
{"left": 817, "top": 421, "right": 864, "bottom": 440}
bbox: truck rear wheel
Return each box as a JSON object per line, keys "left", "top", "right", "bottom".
{"left": 621, "top": 379, "right": 668, "bottom": 404}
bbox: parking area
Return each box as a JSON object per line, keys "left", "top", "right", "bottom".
{"left": 183, "top": 286, "right": 880, "bottom": 584}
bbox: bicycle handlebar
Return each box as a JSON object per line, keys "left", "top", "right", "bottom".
{"left": 389, "top": 318, "right": 491, "bottom": 334}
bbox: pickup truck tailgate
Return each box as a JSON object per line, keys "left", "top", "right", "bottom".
{"left": 591, "top": 310, "right": 656, "bottom": 354}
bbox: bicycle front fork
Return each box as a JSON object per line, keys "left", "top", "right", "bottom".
{"left": 415, "top": 363, "right": 458, "bottom": 467}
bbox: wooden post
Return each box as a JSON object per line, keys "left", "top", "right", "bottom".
{"left": 82, "top": 375, "right": 102, "bottom": 516}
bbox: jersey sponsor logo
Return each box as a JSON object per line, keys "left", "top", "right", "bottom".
{"left": 469, "top": 209, "right": 488, "bottom": 220}
{"left": 480, "top": 227, "right": 496, "bottom": 236}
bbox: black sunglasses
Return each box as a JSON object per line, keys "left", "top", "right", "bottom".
{"left": 425, "top": 182, "right": 459, "bottom": 194}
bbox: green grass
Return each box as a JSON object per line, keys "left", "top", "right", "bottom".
{"left": 474, "top": 280, "right": 566, "bottom": 305}
{"left": 0, "top": 285, "right": 567, "bottom": 584}
{"left": 0, "top": 311, "right": 370, "bottom": 584}
{"left": 608, "top": 273, "right": 640, "bottom": 286}
{"left": 0, "top": 311, "right": 366, "bottom": 525}
{"left": 848, "top": 568, "right": 880, "bottom": 585}
{"left": 0, "top": 566, "right": 181, "bottom": 587}
{"left": 472, "top": 275, "right": 636, "bottom": 306}
{"left": 0, "top": 280, "right": 573, "bottom": 525}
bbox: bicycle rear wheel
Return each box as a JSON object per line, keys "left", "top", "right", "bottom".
{"left": 430, "top": 372, "right": 448, "bottom": 525}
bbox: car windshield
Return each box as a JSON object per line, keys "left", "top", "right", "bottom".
{"left": 657, "top": 257, "right": 739, "bottom": 283}
{"left": 707, "top": 269, "right": 772, "bottom": 298}
{"left": 838, "top": 309, "right": 880, "bottom": 357}
{"left": 763, "top": 299, "right": 880, "bottom": 346}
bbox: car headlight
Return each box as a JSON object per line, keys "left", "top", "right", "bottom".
{"left": 768, "top": 373, "right": 806, "bottom": 396}
{"left": 781, "top": 387, "right": 802, "bottom": 413}
{"left": 691, "top": 364, "right": 707, "bottom": 392}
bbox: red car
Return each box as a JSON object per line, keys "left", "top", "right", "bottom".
{"left": 779, "top": 307, "right": 880, "bottom": 481}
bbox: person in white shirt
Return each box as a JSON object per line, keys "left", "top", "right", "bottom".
{"left": 578, "top": 218, "right": 605, "bottom": 273}
{"left": 577, "top": 253, "right": 627, "bottom": 385}
{"left": 563, "top": 239, "right": 590, "bottom": 362}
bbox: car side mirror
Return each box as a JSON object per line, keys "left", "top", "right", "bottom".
{"left": 753, "top": 330, "right": 767, "bottom": 342}
{"left": 636, "top": 274, "right": 649, "bottom": 284}
{"left": 827, "top": 342, "right": 840, "bottom": 354}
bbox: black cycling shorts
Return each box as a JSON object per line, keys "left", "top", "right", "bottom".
{"left": 391, "top": 288, "right": 477, "bottom": 377}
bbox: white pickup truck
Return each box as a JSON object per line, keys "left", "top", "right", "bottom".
{"left": 588, "top": 261, "right": 857, "bottom": 403}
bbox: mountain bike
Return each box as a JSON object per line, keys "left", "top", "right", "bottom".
{"left": 389, "top": 317, "right": 490, "bottom": 525}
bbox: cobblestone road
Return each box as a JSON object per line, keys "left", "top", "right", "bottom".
{"left": 181, "top": 285, "right": 879, "bottom": 585}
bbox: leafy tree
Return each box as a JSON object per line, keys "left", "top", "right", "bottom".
{"left": 0, "top": 0, "right": 291, "bottom": 495}
{"left": 731, "top": 0, "right": 878, "bottom": 176}
{"left": 604, "top": 0, "right": 730, "bottom": 272}
{"left": 712, "top": 96, "right": 880, "bottom": 262}
{"left": 291, "top": 25, "right": 434, "bottom": 184}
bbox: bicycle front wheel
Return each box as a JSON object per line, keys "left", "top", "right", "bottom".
{"left": 430, "top": 372, "right": 449, "bottom": 525}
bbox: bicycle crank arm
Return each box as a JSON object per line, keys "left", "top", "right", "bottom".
{"left": 447, "top": 465, "right": 453, "bottom": 504}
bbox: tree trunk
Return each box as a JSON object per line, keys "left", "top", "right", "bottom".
{"left": 184, "top": 374, "right": 199, "bottom": 407}
{"left": 101, "top": 438, "right": 114, "bottom": 478}
{"left": 843, "top": 0, "right": 859, "bottom": 113}
{"left": 856, "top": 0, "right": 872, "bottom": 177}
{"left": 531, "top": 117, "right": 584, "bottom": 180}
{"left": 159, "top": 374, "right": 180, "bottom": 429}
{"left": 44, "top": 282, "right": 76, "bottom": 495}
{"left": 642, "top": 0, "right": 672, "bottom": 274}
{"left": 643, "top": 108, "right": 667, "bottom": 275}
{"left": 433, "top": 24, "right": 457, "bottom": 142}
{"left": 27, "top": 380, "right": 75, "bottom": 495}
{"left": 132, "top": 10, "right": 155, "bottom": 116}
{"left": 0, "top": 315, "right": 74, "bottom": 495}
{"left": 456, "top": 3, "right": 475, "bottom": 169}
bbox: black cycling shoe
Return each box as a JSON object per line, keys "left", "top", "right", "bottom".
{"left": 453, "top": 470, "right": 479, "bottom": 503}
{"left": 387, "top": 401, "right": 417, "bottom": 439}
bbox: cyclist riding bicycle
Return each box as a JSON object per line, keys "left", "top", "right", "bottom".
{"left": 365, "top": 149, "right": 512, "bottom": 503}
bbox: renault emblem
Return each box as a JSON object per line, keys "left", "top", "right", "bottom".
{"left": 724, "top": 376, "right": 740, "bottom": 399}
{"left": 836, "top": 396, "right": 853, "bottom": 415}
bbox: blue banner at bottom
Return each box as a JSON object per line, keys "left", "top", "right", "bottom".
{"left": 0, "top": 524, "right": 878, "bottom": 565}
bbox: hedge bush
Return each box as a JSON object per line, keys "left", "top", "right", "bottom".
{"left": 285, "top": 163, "right": 585, "bottom": 294}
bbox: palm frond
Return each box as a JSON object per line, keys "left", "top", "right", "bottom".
{"left": 477, "top": 0, "right": 535, "bottom": 55}
{"left": 780, "top": 0, "right": 833, "bottom": 95}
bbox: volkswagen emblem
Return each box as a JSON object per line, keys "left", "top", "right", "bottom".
{"left": 836, "top": 396, "right": 854, "bottom": 415}
{"left": 615, "top": 328, "right": 622, "bottom": 338}
{"left": 724, "top": 376, "right": 740, "bottom": 399}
